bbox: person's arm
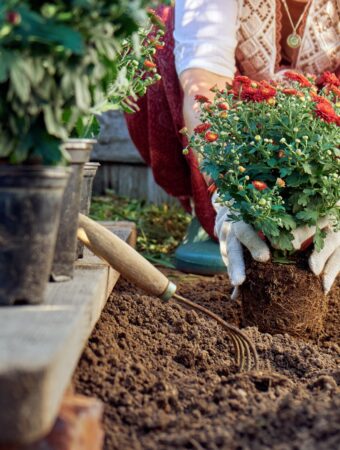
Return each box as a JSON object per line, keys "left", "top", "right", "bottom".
{"left": 174, "top": 0, "right": 238, "bottom": 134}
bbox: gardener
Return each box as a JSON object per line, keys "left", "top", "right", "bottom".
{"left": 125, "top": 0, "right": 340, "bottom": 295}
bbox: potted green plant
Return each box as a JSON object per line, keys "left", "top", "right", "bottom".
{"left": 185, "top": 71, "right": 340, "bottom": 337}
{"left": 0, "top": 0, "right": 159, "bottom": 299}
{"left": 48, "top": 2, "right": 164, "bottom": 280}
{"left": 0, "top": 5, "right": 72, "bottom": 304}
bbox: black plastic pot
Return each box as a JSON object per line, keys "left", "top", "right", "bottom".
{"left": 50, "top": 140, "right": 95, "bottom": 281}
{"left": 0, "top": 165, "right": 69, "bottom": 305}
{"left": 77, "top": 162, "right": 100, "bottom": 259}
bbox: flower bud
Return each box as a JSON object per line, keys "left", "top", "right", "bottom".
{"left": 276, "top": 178, "right": 286, "bottom": 188}
{"left": 6, "top": 11, "right": 21, "bottom": 25}
{"left": 179, "top": 127, "right": 188, "bottom": 135}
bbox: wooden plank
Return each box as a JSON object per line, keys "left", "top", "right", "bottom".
{"left": 0, "top": 222, "right": 135, "bottom": 445}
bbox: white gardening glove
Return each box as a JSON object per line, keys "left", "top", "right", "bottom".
{"left": 212, "top": 193, "right": 270, "bottom": 299}
{"left": 291, "top": 219, "right": 340, "bottom": 294}
{"left": 212, "top": 193, "right": 340, "bottom": 297}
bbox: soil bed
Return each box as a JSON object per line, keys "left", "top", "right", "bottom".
{"left": 74, "top": 271, "right": 340, "bottom": 450}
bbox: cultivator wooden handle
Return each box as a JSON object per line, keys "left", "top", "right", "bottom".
{"left": 77, "top": 214, "right": 259, "bottom": 371}
{"left": 77, "top": 214, "right": 176, "bottom": 300}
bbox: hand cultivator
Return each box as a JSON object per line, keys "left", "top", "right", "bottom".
{"left": 77, "top": 214, "right": 259, "bottom": 371}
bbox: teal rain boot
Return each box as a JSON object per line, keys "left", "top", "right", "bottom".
{"left": 174, "top": 217, "right": 228, "bottom": 275}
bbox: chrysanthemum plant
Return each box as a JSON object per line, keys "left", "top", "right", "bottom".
{"left": 185, "top": 72, "right": 340, "bottom": 252}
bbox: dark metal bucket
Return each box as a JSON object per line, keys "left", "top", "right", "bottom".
{"left": 77, "top": 162, "right": 100, "bottom": 259}
{"left": 50, "top": 140, "right": 95, "bottom": 281}
{"left": 0, "top": 166, "right": 69, "bottom": 305}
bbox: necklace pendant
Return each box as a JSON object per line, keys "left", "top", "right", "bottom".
{"left": 287, "top": 33, "right": 302, "bottom": 49}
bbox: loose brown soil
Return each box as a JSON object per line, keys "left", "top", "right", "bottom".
{"left": 74, "top": 272, "right": 340, "bottom": 450}
{"left": 241, "top": 252, "right": 328, "bottom": 338}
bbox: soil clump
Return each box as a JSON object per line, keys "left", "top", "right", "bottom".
{"left": 74, "top": 271, "right": 340, "bottom": 450}
{"left": 241, "top": 251, "right": 328, "bottom": 338}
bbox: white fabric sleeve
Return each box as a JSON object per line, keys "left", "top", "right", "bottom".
{"left": 174, "top": 0, "right": 238, "bottom": 78}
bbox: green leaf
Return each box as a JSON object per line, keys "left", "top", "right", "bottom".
{"left": 9, "top": 136, "right": 33, "bottom": 164}
{"left": 9, "top": 60, "right": 31, "bottom": 103}
{"left": 297, "top": 194, "right": 309, "bottom": 206}
{"left": 296, "top": 209, "right": 319, "bottom": 224}
{"left": 280, "top": 214, "right": 296, "bottom": 230}
{"left": 313, "top": 227, "right": 327, "bottom": 252}
{"left": 16, "top": 5, "right": 85, "bottom": 54}
{"left": 0, "top": 50, "right": 13, "bottom": 83}
{"left": 285, "top": 173, "right": 309, "bottom": 187}
{"left": 269, "top": 231, "right": 294, "bottom": 251}
{"left": 279, "top": 167, "right": 292, "bottom": 177}
{"left": 260, "top": 220, "right": 280, "bottom": 238}
{"left": 302, "top": 162, "right": 313, "bottom": 175}
{"left": 31, "top": 130, "right": 64, "bottom": 165}
{"left": 74, "top": 76, "right": 91, "bottom": 111}
{"left": 43, "top": 105, "right": 67, "bottom": 139}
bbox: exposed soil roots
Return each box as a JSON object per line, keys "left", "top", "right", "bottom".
{"left": 241, "top": 252, "right": 328, "bottom": 338}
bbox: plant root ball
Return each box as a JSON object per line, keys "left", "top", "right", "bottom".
{"left": 241, "top": 251, "right": 328, "bottom": 339}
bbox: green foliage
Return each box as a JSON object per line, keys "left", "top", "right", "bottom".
{"left": 186, "top": 75, "right": 340, "bottom": 252}
{"left": 0, "top": 1, "right": 162, "bottom": 164}
{"left": 90, "top": 193, "right": 191, "bottom": 267}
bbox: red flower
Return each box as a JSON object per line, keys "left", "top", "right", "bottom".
{"left": 194, "top": 123, "right": 211, "bottom": 134}
{"left": 205, "top": 131, "right": 219, "bottom": 142}
{"left": 240, "top": 82, "right": 276, "bottom": 102}
{"left": 217, "top": 102, "right": 229, "bottom": 110}
{"left": 195, "top": 95, "right": 211, "bottom": 104}
{"left": 232, "top": 75, "right": 253, "bottom": 93}
{"left": 317, "top": 71, "right": 340, "bottom": 87}
{"left": 143, "top": 60, "right": 156, "bottom": 69}
{"left": 310, "top": 92, "right": 332, "bottom": 106}
{"left": 327, "top": 84, "right": 340, "bottom": 98}
{"left": 155, "top": 42, "right": 165, "bottom": 50}
{"left": 252, "top": 181, "right": 268, "bottom": 191}
{"left": 233, "top": 76, "right": 252, "bottom": 86}
{"left": 282, "top": 88, "right": 304, "bottom": 97}
{"left": 314, "top": 102, "right": 339, "bottom": 125}
{"left": 284, "top": 71, "right": 312, "bottom": 87}
{"left": 6, "top": 11, "right": 21, "bottom": 25}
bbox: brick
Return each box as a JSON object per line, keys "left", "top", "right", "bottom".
{"left": 0, "top": 395, "right": 104, "bottom": 450}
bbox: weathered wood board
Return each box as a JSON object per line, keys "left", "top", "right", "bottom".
{"left": 0, "top": 222, "right": 135, "bottom": 445}
{"left": 92, "top": 163, "right": 178, "bottom": 205}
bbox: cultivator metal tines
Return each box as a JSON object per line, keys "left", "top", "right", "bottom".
{"left": 173, "top": 293, "right": 259, "bottom": 371}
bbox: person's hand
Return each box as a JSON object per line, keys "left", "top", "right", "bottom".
{"left": 212, "top": 193, "right": 270, "bottom": 299}
{"left": 291, "top": 221, "right": 340, "bottom": 294}
{"left": 179, "top": 68, "right": 231, "bottom": 135}
{"left": 212, "top": 193, "right": 339, "bottom": 298}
